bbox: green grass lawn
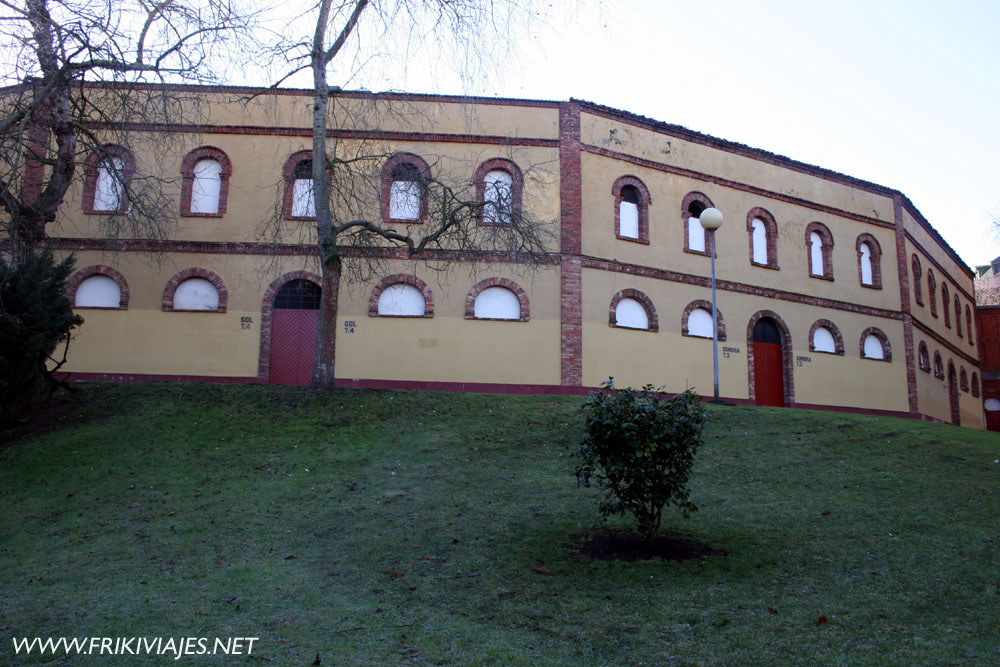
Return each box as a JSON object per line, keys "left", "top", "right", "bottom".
{"left": 1, "top": 384, "right": 998, "bottom": 665}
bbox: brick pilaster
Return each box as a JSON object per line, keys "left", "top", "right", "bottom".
{"left": 894, "top": 194, "right": 919, "bottom": 414}
{"left": 559, "top": 101, "right": 583, "bottom": 386}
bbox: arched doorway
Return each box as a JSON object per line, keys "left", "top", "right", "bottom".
{"left": 752, "top": 317, "right": 785, "bottom": 407}
{"left": 269, "top": 279, "right": 321, "bottom": 385}
{"left": 947, "top": 361, "right": 960, "bottom": 426}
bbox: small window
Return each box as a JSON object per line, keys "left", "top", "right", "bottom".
{"left": 682, "top": 192, "right": 714, "bottom": 255}
{"left": 809, "top": 233, "right": 824, "bottom": 275}
{"left": 954, "top": 295, "right": 963, "bottom": 338}
{"left": 75, "top": 275, "right": 121, "bottom": 308}
{"left": 805, "top": 222, "right": 834, "bottom": 280}
{"left": 613, "top": 177, "right": 650, "bottom": 243}
{"left": 927, "top": 270, "right": 938, "bottom": 317}
{"left": 986, "top": 397, "right": 1000, "bottom": 411}
{"left": 960, "top": 367, "right": 969, "bottom": 392}
{"left": 292, "top": 160, "right": 316, "bottom": 218}
{"left": 682, "top": 299, "right": 726, "bottom": 340}
{"left": 619, "top": 186, "right": 640, "bottom": 239}
{"left": 751, "top": 219, "right": 767, "bottom": 264}
{"left": 863, "top": 335, "right": 884, "bottom": 360}
{"left": 856, "top": 234, "right": 882, "bottom": 289}
{"left": 181, "top": 147, "right": 232, "bottom": 217}
{"left": 859, "top": 243, "right": 873, "bottom": 284}
{"left": 918, "top": 341, "right": 930, "bottom": 372}
{"left": 971, "top": 373, "right": 980, "bottom": 398}
{"left": 687, "top": 308, "right": 714, "bottom": 338}
{"left": 933, "top": 351, "right": 944, "bottom": 378}
{"left": 191, "top": 159, "right": 223, "bottom": 214}
{"left": 812, "top": 327, "right": 836, "bottom": 353}
{"left": 860, "top": 327, "right": 891, "bottom": 361}
{"left": 614, "top": 298, "right": 649, "bottom": 330}
{"left": 94, "top": 157, "right": 125, "bottom": 212}
{"left": 274, "top": 279, "right": 322, "bottom": 310}
{"left": 911, "top": 255, "right": 923, "bottom": 306}
{"left": 382, "top": 153, "right": 430, "bottom": 224}
{"left": 474, "top": 286, "right": 521, "bottom": 320}
{"left": 746, "top": 208, "right": 778, "bottom": 268}
{"left": 378, "top": 284, "right": 427, "bottom": 316}
{"left": 688, "top": 211, "right": 706, "bottom": 252}
{"left": 173, "top": 278, "right": 219, "bottom": 311}
{"left": 942, "top": 283, "right": 951, "bottom": 328}
{"left": 967, "top": 305, "right": 975, "bottom": 345}
{"left": 483, "top": 169, "right": 514, "bottom": 225}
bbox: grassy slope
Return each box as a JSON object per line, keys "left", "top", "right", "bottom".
{"left": 1, "top": 384, "right": 998, "bottom": 665}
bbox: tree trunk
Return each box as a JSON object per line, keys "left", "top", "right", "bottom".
{"left": 312, "top": 254, "right": 341, "bottom": 387}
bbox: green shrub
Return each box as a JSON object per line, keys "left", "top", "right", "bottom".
{"left": 575, "top": 379, "right": 707, "bottom": 544}
{"left": 0, "top": 250, "right": 82, "bottom": 420}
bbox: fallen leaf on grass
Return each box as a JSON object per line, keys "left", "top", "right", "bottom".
{"left": 284, "top": 555, "right": 296, "bottom": 560}
{"left": 768, "top": 607, "right": 779, "bottom": 615}
{"left": 817, "top": 616, "right": 828, "bottom": 626}
{"left": 535, "top": 567, "right": 552, "bottom": 575}
{"left": 821, "top": 510, "right": 831, "bottom": 516}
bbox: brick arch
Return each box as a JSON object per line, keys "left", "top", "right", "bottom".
{"left": 180, "top": 145, "right": 232, "bottom": 217}
{"left": 609, "top": 288, "right": 658, "bottom": 332}
{"left": 612, "top": 175, "right": 651, "bottom": 244}
{"left": 465, "top": 277, "right": 530, "bottom": 321}
{"left": 927, "top": 269, "right": 938, "bottom": 317}
{"left": 805, "top": 222, "right": 834, "bottom": 281}
{"left": 960, "top": 366, "right": 969, "bottom": 392}
{"left": 682, "top": 191, "right": 715, "bottom": 256}
{"left": 746, "top": 310, "right": 794, "bottom": 405}
{"left": 855, "top": 233, "right": 882, "bottom": 289}
{"left": 681, "top": 299, "right": 726, "bottom": 340}
{"left": 917, "top": 340, "right": 930, "bottom": 372}
{"left": 65, "top": 265, "right": 129, "bottom": 309}
{"left": 474, "top": 158, "right": 524, "bottom": 226}
{"left": 933, "top": 350, "right": 944, "bottom": 378}
{"left": 859, "top": 326, "right": 892, "bottom": 362}
{"left": 368, "top": 274, "right": 435, "bottom": 317}
{"left": 257, "top": 270, "right": 322, "bottom": 381}
{"left": 911, "top": 255, "right": 923, "bottom": 306}
{"left": 281, "top": 150, "right": 318, "bottom": 220}
{"left": 381, "top": 152, "right": 432, "bottom": 224}
{"left": 746, "top": 207, "right": 778, "bottom": 269}
{"left": 162, "top": 267, "right": 228, "bottom": 312}
{"left": 82, "top": 144, "right": 136, "bottom": 215}
{"left": 808, "top": 318, "right": 844, "bottom": 355}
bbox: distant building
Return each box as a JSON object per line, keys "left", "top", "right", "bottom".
{"left": 45, "top": 84, "right": 985, "bottom": 427}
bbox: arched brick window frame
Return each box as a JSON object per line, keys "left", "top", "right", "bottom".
{"left": 464, "top": 277, "right": 530, "bottom": 322}
{"left": 859, "top": 326, "right": 891, "bottom": 362}
{"left": 960, "top": 366, "right": 969, "bottom": 393}
{"left": 746, "top": 310, "right": 794, "bottom": 406}
{"left": 82, "top": 144, "right": 135, "bottom": 214}
{"left": 474, "top": 158, "right": 523, "bottom": 227}
{"left": 941, "top": 283, "right": 951, "bottom": 328}
{"left": 947, "top": 360, "right": 960, "bottom": 425}
{"left": 927, "top": 269, "right": 938, "bottom": 317}
{"left": 162, "top": 267, "right": 228, "bottom": 312}
{"left": 368, "top": 274, "right": 435, "bottom": 318}
{"left": 911, "top": 255, "right": 923, "bottom": 306}
{"left": 381, "top": 152, "right": 431, "bottom": 224}
{"left": 954, "top": 295, "right": 963, "bottom": 338}
{"left": 180, "top": 146, "right": 232, "bottom": 217}
{"left": 608, "top": 288, "right": 658, "bottom": 332}
{"left": 971, "top": 372, "right": 980, "bottom": 398}
{"left": 856, "top": 233, "right": 882, "bottom": 289}
{"left": 808, "top": 318, "right": 844, "bottom": 355}
{"left": 746, "top": 207, "right": 778, "bottom": 269}
{"left": 805, "top": 222, "right": 834, "bottom": 281}
{"left": 933, "top": 351, "right": 944, "bottom": 379}
{"left": 257, "top": 270, "right": 322, "bottom": 381}
{"left": 681, "top": 299, "right": 726, "bottom": 340}
{"left": 612, "top": 175, "right": 651, "bottom": 244}
{"left": 65, "top": 265, "right": 129, "bottom": 309}
{"left": 681, "top": 191, "right": 715, "bottom": 256}
{"left": 966, "top": 305, "right": 974, "bottom": 346}
{"left": 281, "top": 150, "right": 324, "bottom": 220}
{"left": 917, "top": 341, "right": 930, "bottom": 372}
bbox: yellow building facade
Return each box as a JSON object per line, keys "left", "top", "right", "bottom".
{"left": 47, "top": 85, "right": 984, "bottom": 427}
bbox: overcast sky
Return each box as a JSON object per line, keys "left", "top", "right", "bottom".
{"left": 339, "top": 0, "right": 999, "bottom": 270}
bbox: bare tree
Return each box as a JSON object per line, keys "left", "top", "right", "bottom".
{"left": 0, "top": 0, "right": 258, "bottom": 262}
{"left": 261, "top": 0, "right": 557, "bottom": 387}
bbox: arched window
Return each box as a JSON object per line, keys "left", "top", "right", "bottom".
{"left": 856, "top": 234, "right": 882, "bottom": 289}
{"left": 918, "top": 341, "right": 930, "bottom": 372}
{"left": 180, "top": 146, "right": 232, "bottom": 217}
{"left": 682, "top": 192, "right": 714, "bottom": 255}
{"left": 66, "top": 265, "right": 129, "bottom": 310}
{"left": 942, "top": 283, "right": 951, "bottom": 328}
{"left": 860, "top": 327, "right": 891, "bottom": 361}
{"left": 933, "top": 351, "right": 944, "bottom": 378}
{"left": 966, "top": 305, "right": 974, "bottom": 345}
{"left": 609, "top": 289, "right": 658, "bottom": 331}
{"left": 927, "top": 270, "right": 938, "bottom": 317}
{"left": 911, "top": 255, "right": 923, "bottom": 306}
{"left": 465, "top": 278, "right": 529, "bottom": 322}
{"left": 281, "top": 150, "right": 317, "bottom": 220}
{"left": 475, "top": 158, "right": 523, "bottom": 226}
{"left": 162, "top": 268, "right": 227, "bottom": 313}
{"left": 954, "top": 295, "right": 963, "bottom": 338}
{"left": 381, "top": 153, "right": 430, "bottom": 223}
{"left": 960, "top": 367, "right": 969, "bottom": 392}
{"left": 808, "top": 319, "right": 844, "bottom": 355}
{"left": 368, "top": 274, "right": 434, "bottom": 318}
{"left": 805, "top": 222, "right": 834, "bottom": 280}
{"left": 971, "top": 373, "right": 980, "bottom": 397}
{"left": 682, "top": 299, "right": 727, "bottom": 340}
{"left": 82, "top": 144, "right": 135, "bottom": 214}
{"left": 612, "top": 176, "right": 651, "bottom": 243}
{"left": 746, "top": 207, "right": 778, "bottom": 268}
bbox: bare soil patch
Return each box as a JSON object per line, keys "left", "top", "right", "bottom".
{"left": 578, "top": 529, "right": 727, "bottom": 562}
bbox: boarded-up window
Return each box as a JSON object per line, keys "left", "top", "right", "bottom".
{"left": 812, "top": 327, "right": 836, "bottom": 353}
{"left": 191, "top": 159, "right": 222, "bottom": 214}
{"left": 377, "top": 284, "right": 426, "bottom": 316}
{"left": 859, "top": 242, "right": 873, "bottom": 285}
{"left": 174, "top": 278, "right": 219, "bottom": 311}
{"left": 292, "top": 160, "right": 315, "bottom": 218}
{"left": 94, "top": 157, "right": 125, "bottom": 212}
{"left": 687, "top": 308, "right": 714, "bottom": 338}
{"left": 809, "top": 232, "right": 824, "bottom": 276}
{"left": 390, "top": 163, "right": 421, "bottom": 220}
{"left": 75, "top": 275, "right": 121, "bottom": 308}
{"left": 619, "top": 186, "right": 640, "bottom": 239}
{"left": 751, "top": 218, "right": 767, "bottom": 265}
{"left": 863, "top": 334, "right": 884, "bottom": 360}
{"left": 614, "top": 297, "right": 648, "bottom": 330}
{"left": 483, "top": 169, "right": 514, "bottom": 225}
{"left": 473, "top": 286, "right": 520, "bottom": 320}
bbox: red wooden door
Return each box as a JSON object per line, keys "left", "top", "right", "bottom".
{"left": 985, "top": 410, "right": 1000, "bottom": 431}
{"left": 269, "top": 309, "right": 319, "bottom": 385}
{"left": 753, "top": 341, "right": 784, "bottom": 407}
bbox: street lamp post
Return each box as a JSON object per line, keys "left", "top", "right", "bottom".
{"left": 699, "top": 208, "right": 724, "bottom": 403}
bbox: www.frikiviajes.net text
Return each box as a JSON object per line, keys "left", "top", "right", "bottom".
{"left": 11, "top": 636, "right": 258, "bottom": 659}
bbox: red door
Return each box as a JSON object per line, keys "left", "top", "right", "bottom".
{"left": 754, "top": 341, "right": 784, "bottom": 407}
{"left": 268, "top": 279, "right": 322, "bottom": 386}
{"left": 986, "top": 410, "right": 1000, "bottom": 431}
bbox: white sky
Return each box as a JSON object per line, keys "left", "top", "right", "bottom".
{"left": 339, "top": 0, "right": 1000, "bottom": 270}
